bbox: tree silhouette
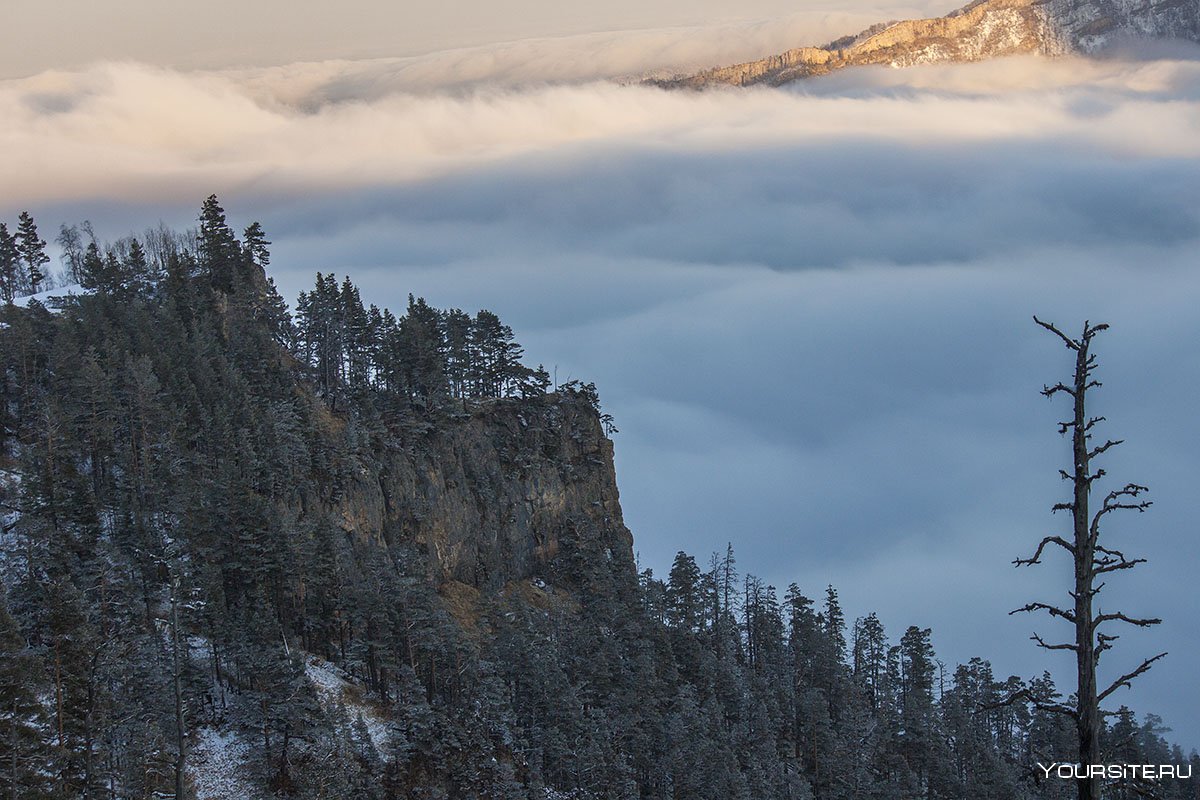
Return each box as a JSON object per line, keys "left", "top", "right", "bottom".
{"left": 15, "top": 213, "right": 49, "bottom": 295}
{"left": 1012, "top": 317, "right": 1166, "bottom": 800}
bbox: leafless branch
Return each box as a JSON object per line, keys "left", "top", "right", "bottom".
{"left": 1096, "top": 631, "right": 1119, "bottom": 655}
{"left": 1094, "top": 557, "right": 1147, "bottom": 575}
{"left": 978, "top": 687, "right": 1077, "bottom": 719}
{"left": 1102, "top": 484, "right": 1150, "bottom": 505}
{"left": 1014, "top": 536, "right": 1075, "bottom": 566}
{"left": 1029, "top": 632, "right": 1077, "bottom": 652}
{"left": 1095, "top": 499, "right": 1151, "bottom": 520}
{"left": 1094, "top": 612, "right": 1161, "bottom": 629}
{"left": 1043, "top": 382, "right": 1077, "bottom": 399}
{"left": 1097, "top": 653, "right": 1167, "bottom": 703}
{"left": 1034, "top": 316, "right": 1080, "bottom": 350}
{"left": 1090, "top": 484, "right": 1151, "bottom": 544}
{"left": 1087, "top": 439, "right": 1122, "bottom": 460}
{"left": 1011, "top": 601, "right": 1076, "bottom": 623}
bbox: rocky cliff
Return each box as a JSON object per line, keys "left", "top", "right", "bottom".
{"left": 334, "top": 394, "right": 634, "bottom": 599}
{"left": 655, "top": 0, "right": 1200, "bottom": 88}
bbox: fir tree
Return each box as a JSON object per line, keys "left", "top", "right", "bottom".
{"left": 0, "top": 224, "right": 18, "bottom": 303}
{"left": 15, "top": 213, "right": 49, "bottom": 295}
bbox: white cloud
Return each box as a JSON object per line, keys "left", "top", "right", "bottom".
{"left": 4, "top": 55, "right": 1200, "bottom": 210}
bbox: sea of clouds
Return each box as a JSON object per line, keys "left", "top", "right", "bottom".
{"left": 3, "top": 32, "right": 1200, "bottom": 747}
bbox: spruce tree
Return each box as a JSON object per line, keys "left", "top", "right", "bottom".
{"left": 0, "top": 594, "right": 47, "bottom": 800}
{"left": 243, "top": 221, "right": 271, "bottom": 268}
{"left": 197, "top": 195, "right": 241, "bottom": 293}
{"left": 14, "top": 213, "right": 48, "bottom": 295}
{"left": 0, "top": 225, "right": 22, "bottom": 303}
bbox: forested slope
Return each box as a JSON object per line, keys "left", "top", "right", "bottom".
{"left": 0, "top": 198, "right": 1194, "bottom": 799}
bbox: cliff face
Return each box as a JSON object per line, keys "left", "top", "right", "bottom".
{"left": 334, "top": 395, "right": 634, "bottom": 596}
{"left": 656, "top": 0, "right": 1200, "bottom": 88}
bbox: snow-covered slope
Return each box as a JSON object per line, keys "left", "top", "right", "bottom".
{"left": 9, "top": 284, "right": 88, "bottom": 311}
{"left": 188, "top": 728, "right": 261, "bottom": 800}
{"left": 303, "top": 656, "right": 392, "bottom": 754}
{"left": 1043, "top": 0, "right": 1200, "bottom": 53}
{"left": 183, "top": 646, "right": 395, "bottom": 797}
{"left": 656, "top": 0, "right": 1200, "bottom": 88}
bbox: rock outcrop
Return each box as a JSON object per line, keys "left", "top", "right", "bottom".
{"left": 654, "top": 0, "right": 1200, "bottom": 88}
{"left": 334, "top": 395, "right": 634, "bottom": 595}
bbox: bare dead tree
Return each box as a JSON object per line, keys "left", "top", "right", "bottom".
{"left": 1012, "top": 317, "right": 1166, "bottom": 800}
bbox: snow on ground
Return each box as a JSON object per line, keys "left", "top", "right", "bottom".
{"left": 188, "top": 727, "right": 261, "bottom": 800}
{"left": 10, "top": 284, "right": 87, "bottom": 310}
{"left": 304, "top": 655, "right": 392, "bottom": 753}
{"left": 167, "top": 635, "right": 259, "bottom": 799}
{"left": 174, "top": 634, "right": 392, "bottom": 790}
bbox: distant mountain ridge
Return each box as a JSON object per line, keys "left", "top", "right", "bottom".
{"left": 654, "top": 0, "right": 1200, "bottom": 88}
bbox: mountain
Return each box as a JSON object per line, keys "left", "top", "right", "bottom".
{"left": 654, "top": 0, "right": 1200, "bottom": 89}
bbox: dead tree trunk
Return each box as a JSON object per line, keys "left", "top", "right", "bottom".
{"left": 1013, "top": 317, "right": 1167, "bottom": 800}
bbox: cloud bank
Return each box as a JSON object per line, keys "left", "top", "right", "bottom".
{"left": 3, "top": 51, "right": 1200, "bottom": 747}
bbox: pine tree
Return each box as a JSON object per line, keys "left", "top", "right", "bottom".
{"left": 197, "top": 195, "right": 241, "bottom": 293}
{"left": 341, "top": 279, "right": 371, "bottom": 389}
{"left": 15, "top": 213, "right": 49, "bottom": 295}
{"left": 401, "top": 296, "right": 447, "bottom": 403}
{"left": 0, "top": 594, "right": 48, "bottom": 800}
{"left": 897, "top": 626, "right": 938, "bottom": 792}
{"left": 666, "top": 552, "right": 703, "bottom": 633}
{"left": 124, "top": 238, "right": 151, "bottom": 296}
{"left": 852, "top": 613, "right": 888, "bottom": 710}
{"left": 443, "top": 308, "right": 473, "bottom": 398}
{"left": 243, "top": 221, "right": 271, "bottom": 268}
{"left": 0, "top": 224, "right": 18, "bottom": 303}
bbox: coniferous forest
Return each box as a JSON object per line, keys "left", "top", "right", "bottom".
{"left": 0, "top": 197, "right": 1195, "bottom": 799}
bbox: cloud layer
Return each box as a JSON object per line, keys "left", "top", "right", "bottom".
{"left": 3, "top": 51, "right": 1200, "bottom": 747}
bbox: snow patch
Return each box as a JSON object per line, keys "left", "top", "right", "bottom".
{"left": 188, "top": 727, "right": 261, "bottom": 800}
{"left": 10, "top": 284, "right": 88, "bottom": 311}
{"left": 304, "top": 656, "right": 392, "bottom": 753}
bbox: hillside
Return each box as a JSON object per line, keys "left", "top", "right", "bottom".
{"left": 654, "top": 0, "right": 1200, "bottom": 88}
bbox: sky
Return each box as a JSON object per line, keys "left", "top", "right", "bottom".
{"left": 3, "top": 2, "right": 1200, "bottom": 752}
{"left": 0, "top": 0, "right": 958, "bottom": 79}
